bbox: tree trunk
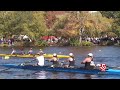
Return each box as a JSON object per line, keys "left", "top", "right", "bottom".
{"left": 79, "top": 35, "right": 82, "bottom": 43}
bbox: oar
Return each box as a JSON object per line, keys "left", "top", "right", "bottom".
{"left": 45, "top": 59, "right": 51, "bottom": 62}
{"left": 0, "top": 68, "right": 11, "bottom": 72}
{"left": 3, "top": 54, "right": 18, "bottom": 60}
{"left": 20, "top": 59, "right": 36, "bottom": 66}
{"left": 2, "top": 56, "right": 10, "bottom": 60}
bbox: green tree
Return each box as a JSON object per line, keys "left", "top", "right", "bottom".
{"left": 0, "top": 11, "right": 48, "bottom": 41}
{"left": 100, "top": 11, "right": 120, "bottom": 37}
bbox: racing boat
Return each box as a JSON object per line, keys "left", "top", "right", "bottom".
{"left": 1, "top": 63, "right": 120, "bottom": 75}
{"left": 0, "top": 54, "right": 69, "bottom": 58}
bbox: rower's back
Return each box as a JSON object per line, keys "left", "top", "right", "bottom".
{"left": 36, "top": 53, "right": 45, "bottom": 66}
{"left": 81, "top": 53, "right": 95, "bottom": 70}
{"left": 50, "top": 53, "right": 59, "bottom": 67}
{"left": 68, "top": 53, "right": 75, "bottom": 68}
{"left": 85, "top": 62, "right": 95, "bottom": 70}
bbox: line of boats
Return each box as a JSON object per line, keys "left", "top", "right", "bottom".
{"left": 0, "top": 53, "right": 120, "bottom": 75}
{"left": 1, "top": 63, "right": 120, "bottom": 75}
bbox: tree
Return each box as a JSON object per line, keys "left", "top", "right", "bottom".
{"left": 100, "top": 11, "right": 120, "bottom": 19}
{"left": 100, "top": 11, "right": 120, "bottom": 37}
{"left": 0, "top": 11, "right": 48, "bottom": 41}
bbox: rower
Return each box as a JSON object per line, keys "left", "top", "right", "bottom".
{"left": 37, "top": 49, "right": 45, "bottom": 55}
{"left": 48, "top": 53, "right": 59, "bottom": 68}
{"left": 35, "top": 52, "right": 45, "bottom": 66}
{"left": 81, "top": 53, "right": 95, "bottom": 70}
{"left": 28, "top": 48, "right": 33, "bottom": 55}
{"left": 20, "top": 48, "right": 25, "bottom": 55}
{"left": 11, "top": 48, "right": 16, "bottom": 55}
{"left": 63, "top": 53, "right": 75, "bottom": 68}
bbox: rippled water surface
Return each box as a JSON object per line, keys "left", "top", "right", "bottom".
{"left": 0, "top": 46, "right": 120, "bottom": 79}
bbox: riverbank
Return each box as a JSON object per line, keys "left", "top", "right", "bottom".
{"left": 1, "top": 35, "right": 120, "bottom": 47}
{"left": 0, "top": 40, "right": 120, "bottom": 47}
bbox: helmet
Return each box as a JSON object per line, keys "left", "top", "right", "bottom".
{"left": 53, "top": 53, "right": 57, "bottom": 57}
{"left": 88, "top": 53, "right": 93, "bottom": 57}
{"left": 69, "top": 53, "right": 74, "bottom": 56}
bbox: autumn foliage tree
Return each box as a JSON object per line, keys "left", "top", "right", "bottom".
{"left": 0, "top": 11, "right": 119, "bottom": 46}
{"left": 52, "top": 11, "right": 113, "bottom": 41}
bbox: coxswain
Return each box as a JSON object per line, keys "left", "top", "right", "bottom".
{"left": 11, "top": 48, "right": 16, "bottom": 55}
{"left": 35, "top": 52, "right": 45, "bottom": 66}
{"left": 28, "top": 48, "right": 33, "bottom": 55}
{"left": 64, "top": 53, "right": 75, "bottom": 68}
{"left": 48, "top": 53, "right": 59, "bottom": 68}
{"left": 81, "top": 53, "right": 95, "bottom": 70}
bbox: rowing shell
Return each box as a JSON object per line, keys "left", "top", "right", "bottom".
{"left": 1, "top": 64, "right": 120, "bottom": 75}
{"left": 0, "top": 54, "right": 70, "bottom": 58}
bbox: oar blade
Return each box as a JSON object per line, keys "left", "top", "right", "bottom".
{"left": 3, "top": 56, "right": 10, "bottom": 60}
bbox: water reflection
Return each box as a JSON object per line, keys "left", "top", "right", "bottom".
{"left": 84, "top": 74, "right": 92, "bottom": 79}
{"left": 51, "top": 72, "right": 59, "bottom": 79}
{"left": 65, "top": 73, "right": 77, "bottom": 79}
{"left": 35, "top": 71, "right": 47, "bottom": 79}
{"left": 84, "top": 74, "right": 97, "bottom": 79}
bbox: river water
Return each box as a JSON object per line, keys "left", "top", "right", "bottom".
{"left": 0, "top": 46, "right": 120, "bottom": 79}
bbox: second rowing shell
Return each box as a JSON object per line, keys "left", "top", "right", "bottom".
{"left": 0, "top": 54, "right": 70, "bottom": 58}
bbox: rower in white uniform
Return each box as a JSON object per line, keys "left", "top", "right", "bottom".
{"left": 36, "top": 52, "right": 45, "bottom": 66}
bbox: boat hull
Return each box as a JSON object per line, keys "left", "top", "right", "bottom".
{"left": 1, "top": 64, "right": 120, "bottom": 75}
{"left": 0, "top": 54, "right": 69, "bottom": 58}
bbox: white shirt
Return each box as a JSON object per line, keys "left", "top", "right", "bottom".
{"left": 36, "top": 55, "right": 45, "bottom": 66}
{"left": 90, "top": 61, "right": 95, "bottom": 66}
{"left": 68, "top": 57, "right": 74, "bottom": 61}
{"left": 11, "top": 50, "right": 16, "bottom": 54}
